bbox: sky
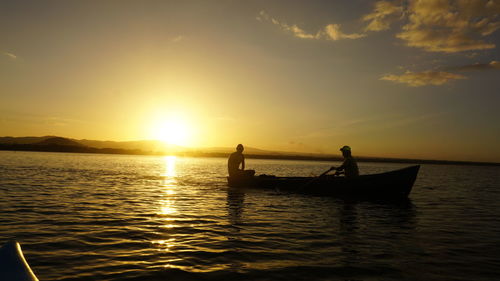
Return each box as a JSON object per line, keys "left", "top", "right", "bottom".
{"left": 1, "top": 0, "right": 499, "bottom": 162}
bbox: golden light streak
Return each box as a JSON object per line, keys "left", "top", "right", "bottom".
{"left": 159, "top": 156, "right": 177, "bottom": 215}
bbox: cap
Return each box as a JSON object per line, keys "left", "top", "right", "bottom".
{"left": 340, "top": 145, "right": 351, "bottom": 152}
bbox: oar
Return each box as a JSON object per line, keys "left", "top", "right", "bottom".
{"left": 300, "top": 167, "right": 335, "bottom": 190}
{"left": 318, "top": 166, "right": 335, "bottom": 177}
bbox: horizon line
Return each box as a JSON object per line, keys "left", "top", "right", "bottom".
{"left": 1, "top": 135, "right": 499, "bottom": 166}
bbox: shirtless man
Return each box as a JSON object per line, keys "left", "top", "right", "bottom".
{"left": 228, "top": 144, "right": 255, "bottom": 178}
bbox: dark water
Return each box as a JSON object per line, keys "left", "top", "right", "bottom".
{"left": 1, "top": 151, "right": 499, "bottom": 281}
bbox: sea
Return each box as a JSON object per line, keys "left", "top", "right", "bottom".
{"left": 1, "top": 151, "right": 499, "bottom": 281}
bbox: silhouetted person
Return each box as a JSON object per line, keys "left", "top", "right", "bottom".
{"left": 228, "top": 144, "right": 255, "bottom": 178}
{"left": 332, "top": 145, "right": 359, "bottom": 178}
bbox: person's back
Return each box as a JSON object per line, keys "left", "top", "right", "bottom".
{"left": 227, "top": 144, "right": 255, "bottom": 178}
{"left": 341, "top": 155, "right": 359, "bottom": 178}
{"left": 228, "top": 150, "right": 244, "bottom": 177}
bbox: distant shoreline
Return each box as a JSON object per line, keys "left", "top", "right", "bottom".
{"left": 1, "top": 144, "right": 499, "bottom": 167}
{"left": 243, "top": 153, "right": 500, "bottom": 167}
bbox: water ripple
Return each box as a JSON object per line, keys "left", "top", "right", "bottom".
{"left": 1, "top": 152, "right": 499, "bottom": 280}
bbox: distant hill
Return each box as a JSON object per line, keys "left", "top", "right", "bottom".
{"left": 77, "top": 139, "right": 182, "bottom": 152}
{"left": 36, "top": 137, "right": 85, "bottom": 147}
{"left": 0, "top": 136, "right": 278, "bottom": 155}
{"left": 0, "top": 136, "right": 182, "bottom": 152}
{"left": 1, "top": 135, "right": 498, "bottom": 166}
{"left": 0, "top": 136, "right": 332, "bottom": 159}
{"left": 0, "top": 136, "right": 146, "bottom": 155}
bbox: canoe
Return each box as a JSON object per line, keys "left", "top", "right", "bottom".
{"left": 0, "top": 241, "right": 38, "bottom": 281}
{"left": 227, "top": 165, "right": 420, "bottom": 200}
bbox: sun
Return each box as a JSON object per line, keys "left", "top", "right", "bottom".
{"left": 151, "top": 117, "right": 191, "bottom": 146}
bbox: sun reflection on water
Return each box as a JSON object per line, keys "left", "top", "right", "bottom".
{"left": 152, "top": 156, "right": 182, "bottom": 267}
{"left": 159, "top": 156, "right": 178, "bottom": 216}
{"left": 153, "top": 156, "right": 234, "bottom": 272}
{"left": 162, "top": 155, "right": 177, "bottom": 178}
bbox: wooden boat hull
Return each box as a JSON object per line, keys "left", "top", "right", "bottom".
{"left": 227, "top": 165, "right": 420, "bottom": 200}
{"left": 0, "top": 241, "right": 38, "bottom": 281}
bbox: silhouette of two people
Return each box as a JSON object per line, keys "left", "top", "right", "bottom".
{"left": 228, "top": 144, "right": 255, "bottom": 178}
{"left": 227, "top": 144, "right": 358, "bottom": 178}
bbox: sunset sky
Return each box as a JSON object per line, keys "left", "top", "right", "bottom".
{"left": 1, "top": 0, "right": 499, "bottom": 162}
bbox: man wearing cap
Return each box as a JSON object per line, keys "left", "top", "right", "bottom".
{"left": 228, "top": 144, "right": 255, "bottom": 178}
{"left": 332, "top": 146, "right": 359, "bottom": 178}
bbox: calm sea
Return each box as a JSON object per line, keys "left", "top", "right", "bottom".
{"left": 1, "top": 151, "right": 499, "bottom": 281}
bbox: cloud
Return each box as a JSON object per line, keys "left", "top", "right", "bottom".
{"left": 260, "top": 1, "right": 500, "bottom": 53}
{"left": 363, "top": 0, "right": 403, "bottom": 32}
{"left": 281, "top": 23, "right": 319, "bottom": 39}
{"left": 381, "top": 70, "right": 466, "bottom": 87}
{"left": 257, "top": 11, "right": 318, "bottom": 39}
{"left": 258, "top": 11, "right": 365, "bottom": 41}
{"left": 447, "top": 60, "right": 500, "bottom": 72}
{"left": 171, "top": 35, "right": 185, "bottom": 43}
{"left": 324, "top": 24, "right": 366, "bottom": 40}
{"left": 383, "top": 60, "right": 498, "bottom": 87}
{"left": 361, "top": 0, "right": 500, "bottom": 53}
{"left": 2, "top": 52, "right": 17, "bottom": 59}
{"left": 395, "top": 0, "right": 500, "bottom": 53}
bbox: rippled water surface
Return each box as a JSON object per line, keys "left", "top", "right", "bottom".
{"left": 1, "top": 151, "right": 499, "bottom": 280}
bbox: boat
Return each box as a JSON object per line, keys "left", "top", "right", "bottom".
{"left": 0, "top": 241, "right": 39, "bottom": 281}
{"left": 227, "top": 165, "right": 420, "bottom": 200}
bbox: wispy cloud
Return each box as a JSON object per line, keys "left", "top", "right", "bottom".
{"left": 383, "top": 60, "right": 499, "bottom": 87}
{"left": 447, "top": 60, "right": 500, "bottom": 72}
{"left": 258, "top": 2, "right": 499, "bottom": 87}
{"left": 2, "top": 51, "right": 17, "bottom": 59}
{"left": 171, "top": 35, "right": 185, "bottom": 43}
{"left": 324, "top": 24, "right": 365, "bottom": 40}
{"left": 261, "top": 1, "right": 499, "bottom": 52}
{"left": 363, "top": 0, "right": 403, "bottom": 32}
{"left": 381, "top": 70, "right": 466, "bottom": 87}
{"left": 258, "top": 11, "right": 318, "bottom": 39}
{"left": 258, "top": 11, "right": 365, "bottom": 41}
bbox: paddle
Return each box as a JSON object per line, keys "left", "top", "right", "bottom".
{"left": 319, "top": 166, "right": 335, "bottom": 177}
{"left": 300, "top": 166, "right": 336, "bottom": 191}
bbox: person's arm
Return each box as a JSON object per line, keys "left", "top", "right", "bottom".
{"left": 336, "top": 160, "right": 347, "bottom": 171}
{"left": 241, "top": 155, "right": 245, "bottom": 170}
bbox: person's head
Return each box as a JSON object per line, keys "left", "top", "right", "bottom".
{"left": 340, "top": 145, "right": 351, "bottom": 157}
{"left": 236, "top": 144, "right": 244, "bottom": 153}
